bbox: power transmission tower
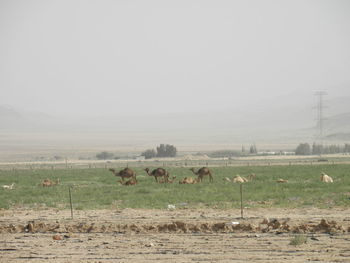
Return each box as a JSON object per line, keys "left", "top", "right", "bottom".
{"left": 315, "top": 91, "right": 327, "bottom": 141}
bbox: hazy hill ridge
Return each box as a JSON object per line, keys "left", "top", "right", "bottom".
{"left": 1, "top": 95, "right": 349, "bottom": 142}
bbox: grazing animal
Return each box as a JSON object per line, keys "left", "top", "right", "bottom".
{"left": 109, "top": 168, "right": 136, "bottom": 181}
{"left": 41, "top": 179, "right": 59, "bottom": 187}
{"left": 41, "top": 180, "right": 51, "bottom": 187}
{"left": 276, "top": 179, "right": 288, "bottom": 183}
{"left": 179, "top": 177, "right": 200, "bottom": 184}
{"left": 248, "top": 173, "right": 256, "bottom": 181}
{"left": 321, "top": 172, "right": 333, "bottom": 183}
{"left": 2, "top": 183, "right": 15, "bottom": 190}
{"left": 144, "top": 168, "right": 169, "bottom": 183}
{"left": 159, "top": 176, "right": 177, "bottom": 184}
{"left": 118, "top": 178, "right": 137, "bottom": 186}
{"left": 232, "top": 175, "right": 246, "bottom": 183}
{"left": 167, "top": 176, "right": 177, "bottom": 183}
{"left": 225, "top": 176, "right": 249, "bottom": 183}
{"left": 190, "top": 167, "right": 213, "bottom": 182}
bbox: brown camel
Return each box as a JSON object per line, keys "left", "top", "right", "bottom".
{"left": 41, "top": 179, "right": 59, "bottom": 187}
{"left": 158, "top": 176, "right": 177, "bottom": 184}
{"left": 167, "top": 176, "right": 177, "bottom": 183}
{"left": 190, "top": 167, "right": 213, "bottom": 182}
{"left": 144, "top": 168, "right": 169, "bottom": 183}
{"left": 179, "top": 177, "right": 200, "bottom": 184}
{"left": 118, "top": 178, "right": 137, "bottom": 186}
{"left": 109, "top": 168, "right": 137, "bottom": 181}
{"left": 248, "top": 173, "right": 256, "bottom": 181}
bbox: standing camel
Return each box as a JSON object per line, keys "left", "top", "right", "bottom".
{"left": 109, "top": 168, "right": 137, "bottom": 182}
{"left": 190, "top": 167, "right": 213, "bottom": 182}
{"left": 144, "top": 168, "right": 169, "bottom": 183}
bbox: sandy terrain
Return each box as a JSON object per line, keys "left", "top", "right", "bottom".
{"left": 0, "top": 208, "right": 350, "bottom": 263}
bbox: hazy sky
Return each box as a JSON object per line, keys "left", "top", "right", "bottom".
{"left": 1, "top": 0, "right": 350, "bottom": 116}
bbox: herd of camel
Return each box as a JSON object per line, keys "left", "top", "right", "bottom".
{"left": 108, "top": 167, "right": 335, "bottom": 186}
{"left": 2, "top": 168, "right": 334, "bottom": 189}
{"left": 108, "top": 167, "right": 213, "bottom": 186}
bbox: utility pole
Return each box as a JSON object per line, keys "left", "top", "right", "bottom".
{"left": 315, "top": 91, "right": 327, "bottom": 141}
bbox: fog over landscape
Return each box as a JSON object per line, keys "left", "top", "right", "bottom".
{"left": 1, "top": 0, "right": 350, "bottom": 159}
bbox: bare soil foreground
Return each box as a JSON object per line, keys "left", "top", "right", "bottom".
{"left": 1, "top": 208, "right": 350, "bottom": 263}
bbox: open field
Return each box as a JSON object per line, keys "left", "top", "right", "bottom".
{"left": 1, "top": 153, "right": 350, "bottom": 171}
{"left": 0, "top": 164, "right": 349, "bottom": 210}
{"left": 1, "top": 164, "right": 349, "bottom": 262}
{"left": 0, "top": 131, "right": 304, "bottom": 162}
{"left": 0, "top": 208, "right": 350, "bottom": 262}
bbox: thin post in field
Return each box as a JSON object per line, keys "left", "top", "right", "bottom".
{"left": 240, "top": 184, "right": 244, "bottom": 219}
{"left": 69, "top": 187, "right": 74, "bottom": 219}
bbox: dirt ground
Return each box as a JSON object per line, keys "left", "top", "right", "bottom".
{"left": 0, "top": 207, "right": 350, "bottom": 263}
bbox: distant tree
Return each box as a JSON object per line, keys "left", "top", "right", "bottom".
{"left": 165, "top": 144, "right": 177, "bottom": 157}
{"left": 312, "top": 142, "right": 323, "bottom": 155}
{"left": 295, "top": 143, "right": 311, "bottom": 155}
{"left": 328, "top": 144, "right": 341, "bottom": 154}
{"left": 156, "top": 144, "right": 177, "bottom": 157}
{"left": 249, "top": 144, "right": 257, "bottom": 154}
{"left": 344, "top": 144, "right": 350, "bottom": 153}
{"left": 96, "top": 151, "right": 114, "bottom": 160}
{"left": 141, "top": 149, "right": 157, "bottom": 159}
{"left": 53, "top": 155, "right": 63, "bottom": 160}
{"left": 156, "top": 144, "right": 167, "bottom": 157}
{"left": 312, "top": 143, "right": 343, "bottom": 155}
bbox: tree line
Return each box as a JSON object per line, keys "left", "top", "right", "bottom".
{"left": 95, "top": 144, "right": 177, "bottom": 160}
{"left": 295, "top": 143, "right": 350, "bottom": 155}
{"left": 141, "top": 144, "right": 177, "bottom": 159}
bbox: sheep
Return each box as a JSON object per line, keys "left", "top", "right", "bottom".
{"left": 321, "top": 172, "right": 333, "bottom": 183}
{"left": 2, "top": 183, "right": 15, "bottom": 190}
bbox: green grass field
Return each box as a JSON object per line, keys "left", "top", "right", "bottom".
{"left": 0, "top": 164, "right": 349, "bottom": 210}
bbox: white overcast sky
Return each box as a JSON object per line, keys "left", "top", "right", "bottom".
{"left": 1, "top": 0, "right": 350, "bottom": 116}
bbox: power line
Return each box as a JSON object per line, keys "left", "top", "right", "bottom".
{"left": 314, "top": 91, "right": 327, "bottom": 141}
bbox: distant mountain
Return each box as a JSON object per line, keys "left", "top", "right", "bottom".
{"left": 326, "top": 96, "right": 350, "bottom": 116}
{"left": 0, "top": 105, "right": 25, "bottom": 130}
{"left": 322, "top": 112, "right": 350, "bottom": 141}
{"left": 325, "top": 132, "right": 350, "bottom": 141}
{"left": 0, "top": 105, "right": 23, "bottom": 119}
{"left": 0, "top": 105, "right": 59, "bottom": 132}
{"left": 0, "top": 94, "right": 349, "bottom": 145}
